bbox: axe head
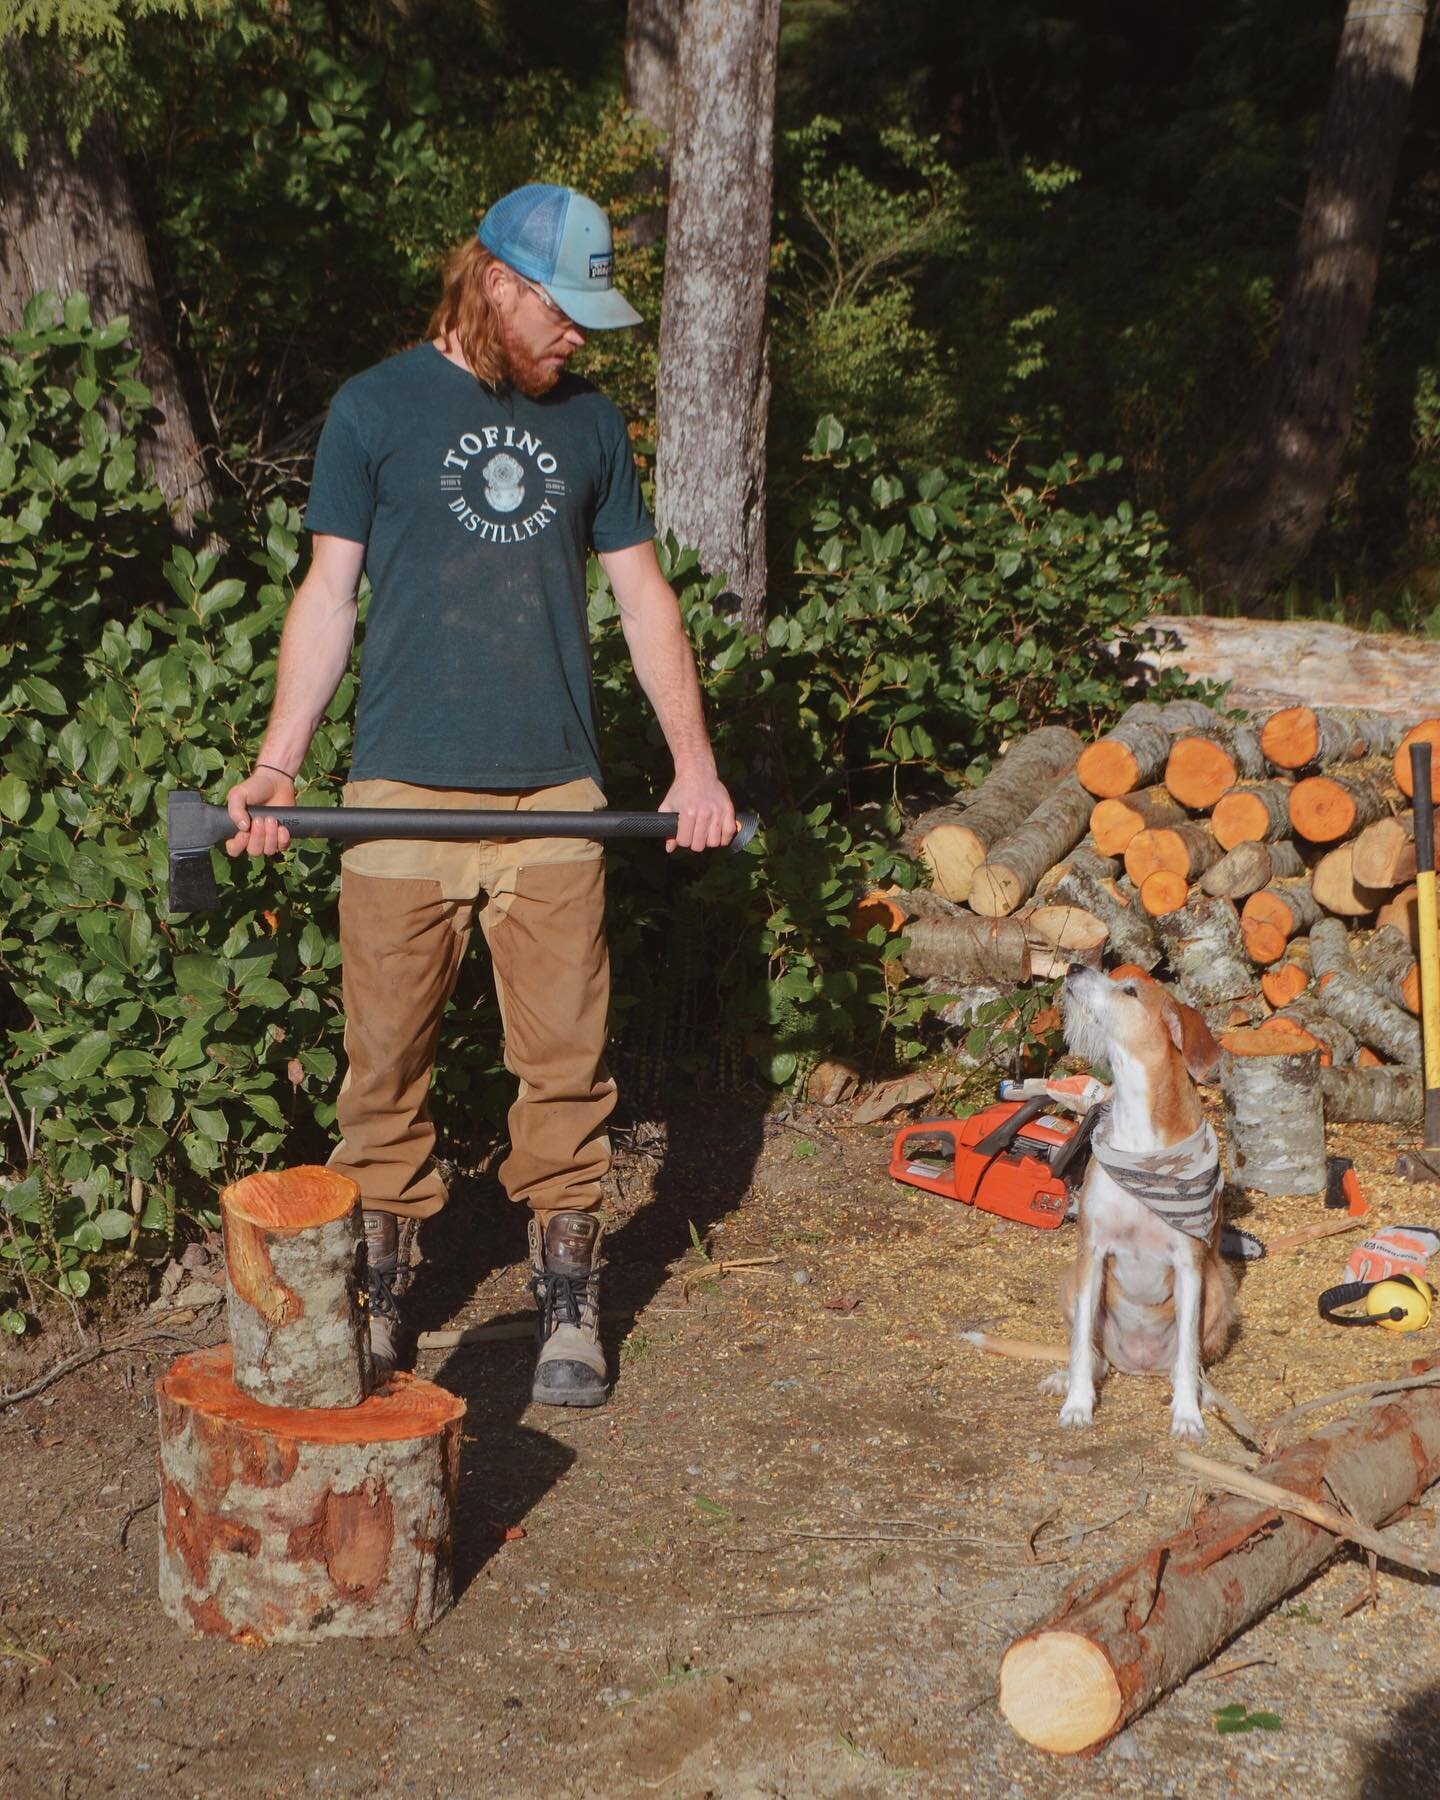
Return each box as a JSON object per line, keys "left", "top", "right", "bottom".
{"left": 167, "top": 789, "right": 228, "bottom": 913}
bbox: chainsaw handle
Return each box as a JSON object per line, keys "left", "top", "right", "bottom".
{"left": 1049, "top": 1102, "right": 1102, "bottom": 1185}
{"left": 969, "top": 1094, "right": 1050, "bottom": 1158}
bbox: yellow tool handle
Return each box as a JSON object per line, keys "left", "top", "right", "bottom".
{"left": 1411, "top": 742, "right": 1440, "bottom": 1146}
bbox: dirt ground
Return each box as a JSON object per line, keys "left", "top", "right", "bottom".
{"left": 5, "top": 1091, "right": 1440, "bottom": 1800}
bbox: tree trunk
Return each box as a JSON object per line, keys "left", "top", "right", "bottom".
{"left": 1000, "top": 1359, "right": 1440, "bottom": 1754}
{"left": 655, "top": 0, "right": 780, "bottom": 637}
{"left": 0, "top": 114, "right": 213, "bottom": 537}
{"left": 1185, "top": 0, "right": 1428, "bottom": 601}
{"left": 625, "top": 0, "right": 686, "bottom": 140}
{"left": 916, "top": 727, "right": 1082, "bottom": 900}
{"left": 156, "top": 1346, "right": 463, "bottom": 1643}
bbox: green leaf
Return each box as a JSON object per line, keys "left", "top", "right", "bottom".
{"left": 0, "top": 774, "right": 31, "bottom": 821}
{"left": 189, "top": 1106, "right": 229, "bottom": 1142}
{"left": 58, "top": 1268, "right": 92, "bottom": 1298}
{"left": 94, "top": 1208, "right": 135, "bottom": 1240}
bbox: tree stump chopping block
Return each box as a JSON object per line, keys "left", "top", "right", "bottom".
{"left": 221, "top": 1166, "right": 371, "bottom": 1409}
{"left": 157, "top": 1345, "right": 464, "bottom": 1643}
{"left": 1220, "top": 1034, "right": 1325, "bottom": 1195}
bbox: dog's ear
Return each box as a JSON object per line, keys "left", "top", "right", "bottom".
{"left": 1164, "top": 998, "right": 1221, "bottom": 1083}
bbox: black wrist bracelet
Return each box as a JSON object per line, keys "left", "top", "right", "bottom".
{"left": 256, "top": 762, "right": 295, "bottom": 780}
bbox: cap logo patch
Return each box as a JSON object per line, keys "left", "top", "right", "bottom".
{"left": 588, "top": 252, "right": 612, "bottom": 283}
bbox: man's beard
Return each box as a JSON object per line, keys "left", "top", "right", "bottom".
{"left": 497, "top": 314, "right": 564, "bottom": 398}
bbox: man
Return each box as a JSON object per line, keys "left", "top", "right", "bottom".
{"left": 224, "top": 185, "right": 737, "bottom": 1407}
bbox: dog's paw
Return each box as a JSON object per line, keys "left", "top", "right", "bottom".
{"left": 1038, "top": 1369, "right": 1069, "bottom": 1397}
{"left": 1058, "top": 1394, "right": 1095, "bottom": 1429}
{"left": 1170, "top": 1408, "right": 1207, "bottom": 1443}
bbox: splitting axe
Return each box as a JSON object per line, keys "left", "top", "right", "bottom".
{"left": 166, "top": 789, "right": 759, "bottom": 914}
{"left": 1397, "top": 738, "right": 1440, "bottom": 1184}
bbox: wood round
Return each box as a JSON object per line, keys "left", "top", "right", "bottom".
{"left": 157, "top": 1346, "right": 465, "bottom": 1644}
{"left": 999, "top": 1631, "right": 1123, "bottom": 1753}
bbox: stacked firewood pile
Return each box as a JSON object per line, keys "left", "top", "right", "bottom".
{"left": 862, "top": 701, "right": 1440, "bottom": 1131}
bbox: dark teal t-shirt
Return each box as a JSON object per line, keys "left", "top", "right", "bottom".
{"left": 304, "top": 344, "right": 654, "bottom": 788}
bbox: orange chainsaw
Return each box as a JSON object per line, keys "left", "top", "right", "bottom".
{"left": 888, "top": 1094, "right": 1100, "bottom": 1229}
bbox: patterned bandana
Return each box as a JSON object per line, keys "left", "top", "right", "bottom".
{"left": 1090, "top": 1102, "right": 1221, "bottom": 1244}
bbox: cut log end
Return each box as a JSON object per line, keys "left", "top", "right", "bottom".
{"left": 1076, "top": 741, "right": 1142, "bottom": 799}
{"left": 1259, "top": 706, "right": 1319, "bottom": 770}
{"left": 162, "top": 1346, "right": 462, "bottom": 1444}
{"left": 998, "top": 1632, "right": 1123, "bottom": 1755}
{"left": 221, "top": 1166, "right": 360, "bottom": 1231}
{"left": 1211, "top": 789, "right": 1271, "bottom": 850}
{"left": 1139, "top": 869, "right": 1190, "bottom": 916}
{"left": 1165, "top": 738, "right": 1237, "bottom": 810}
{"left": 1260, "top": 964, "right": 1309, "bottom": 1008}
{"left": 1395, "top": 721, "right": 1440, "bottom": 800}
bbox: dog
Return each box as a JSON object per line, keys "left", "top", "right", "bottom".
{"left": 1047, "top": 965, "right": 1235, "bottom": 1441}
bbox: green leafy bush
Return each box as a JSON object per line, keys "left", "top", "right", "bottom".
{"left": 0, "top": 312, "right": 1185, "bottom": 1324}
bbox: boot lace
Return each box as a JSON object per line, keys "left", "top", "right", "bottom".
{"left": 366, "top": 1262, "right": 401, "bottom": 1326}
{"left": 530, "top": 1265, "right": 594, "bottom": 1336}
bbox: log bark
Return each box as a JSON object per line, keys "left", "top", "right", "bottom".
{"left": 1311, "top": 918, "right": 1421, "bottom": 1064}
{"left": 1001, "top": 1361, "right": 1440, "bottom": 1753}
{"left": 1163, "top": 721, "right": 1265, "bottom": 810}
{"left": 1074, "top": 700, "right": 1216, "bottom": 798}
{"left": 968, "top": 775, "right": 1094, "bottom": 918}
{"left": 1352, "top": 923, "right": 1420, "bottom": 1016}
{"left": 0, "top": 116, "right": 215, "bottom": 537}
{"left": 221, "top": 1167, "right": 372, "bottom": 1410}
{"left": 1376, "top": 883, "right": 1423, "bottom": 949}
{"left": 1124, "top": 822, "right": 1223, "bottom": 890}
{"left": 1125, "top": 617, "right": 1440, "bottom": 721}
{"left": 1394, "top": 721, "right": 1440, "bottom": 801}
{"left": 1088, "top": 786, "right": 1187, "bottom": 856}
{"left": 1219, "top": 1037, "right": 1326, "bottom": 1194}
{"left": 850, "top": 885, "right": 959, "bottom": 937}
{"left": 1288, "top": 758, "right": 1398, "bottom": 844}
{"left": 1310, "top": 841, "right": 1391, "bottom": 917}
{"left": 1320, "top": 1064, "right": 1423, "bottom": 1124}
{"left": 156, "top": 1346, "right": 463, "bottom": 1643}
{"left": 1153, "top": 896, "right": 1255, "bottom": 1008}
{"left": 1259, "top": 937, "right": 1310, "bottom": 1009}
{"left": 1200, "top": 839, "right": 1303, "bottom": 902}
{"left": 655, "top": 0, "right": 780, "bottom": 635}
{"left": 1182, "top": 0, "right": 1428, "bottom": 599}
{"left": 917, "top": 727, "right": 1082, "bottom": 900}
{"left": 1211, "top": 780, "right": 1295, "bottom": 850}
{"left": 895, "top": 914, "right": 1031, "bottom": 984}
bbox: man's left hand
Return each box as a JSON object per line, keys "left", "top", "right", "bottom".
{"left": 659, "top": 772, "right": 738, "bottom": 853}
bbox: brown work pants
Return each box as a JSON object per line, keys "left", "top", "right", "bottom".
{"left": 327, "top": 778, "right": 615, "bottom": 1224}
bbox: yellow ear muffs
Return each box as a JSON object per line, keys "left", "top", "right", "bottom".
{"left": 1319, "top": 1272, "right": 1435, "bottom": 1333}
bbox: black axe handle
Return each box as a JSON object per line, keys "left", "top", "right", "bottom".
{"left": 167, "top": 790, "right": 759, "bottom": 913}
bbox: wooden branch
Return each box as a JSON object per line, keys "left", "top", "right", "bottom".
{"left": 1089, "top": 786, "right": 1186, "bottom": 855}
{"left": 1124, "top": 822, "right": 1223, "bottom": 889}
{"left": 1165, "top": 720, "right": 1265, "bottom": 810}
{"left": 1319, "top": 1065, "right": 1423, "bottom": 1124}
{"left": 896, "top": 912, "right": 1032, "bottom": 983}
{"left": 1261, "top": 704, "right": 1404, "bottom": 771}
{"left": 1288, "top": 759, "right": 1398, "bottom": 844}
{"left": 1201, "top": 838, "right": 1303, "bottom": 901}
{"left": 998, "top": 1356, "right": 1440, "bottom": 1755}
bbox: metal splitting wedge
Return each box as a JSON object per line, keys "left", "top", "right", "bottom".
{"left": 166, "top": 789, "right": 759, "bottom": 914}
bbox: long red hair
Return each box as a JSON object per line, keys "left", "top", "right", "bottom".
{"left": 425, "top": 239, "right": 507, "bottom": 388}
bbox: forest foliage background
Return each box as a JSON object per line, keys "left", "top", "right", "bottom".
{"left": 1, "top": 0, "right": 1438, "bottom": 1314}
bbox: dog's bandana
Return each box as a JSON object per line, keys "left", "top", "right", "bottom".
{"left": 1090, "top": 1102, "right": 1222, "bottom": 1243}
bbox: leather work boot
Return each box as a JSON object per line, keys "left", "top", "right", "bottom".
{"left": 528, "top": 1212, "right": 607, "bottom": 1408}
{"left": 362, "top": 1208, "right": 404, "bottom": 1379}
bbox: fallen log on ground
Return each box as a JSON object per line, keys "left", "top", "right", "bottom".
{"left": 894, "top": 912, "right": 1032, "bottom": 984}
{"left": 998, "top": 1356, "right": 1440, "bottom": 1755}
{"left": 1125, "top": 615, "right": 1440, "bottom": 720}
{"left": 916, "top": 726, "right": 1082, "bottom": 900}
{"left": 1311, "top": 917, "right": 1421, "bottom": 1065}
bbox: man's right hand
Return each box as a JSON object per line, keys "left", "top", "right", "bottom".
{"left": 225, "top": 767, "right": 297, "bottom": 858}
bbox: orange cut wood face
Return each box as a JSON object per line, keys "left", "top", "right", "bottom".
{"left": 222, "top": 1211, "right": 301, "bottom": 1328}
{"left": 159, "top": 1346, "right": 466, "bottom": 1443}
{"left": 221, "top": 1166, "right": 360, "bottom": 1229}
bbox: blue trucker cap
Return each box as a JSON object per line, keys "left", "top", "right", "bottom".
{"left": 477, "top": 185, "right": 643, "bottom": 331}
